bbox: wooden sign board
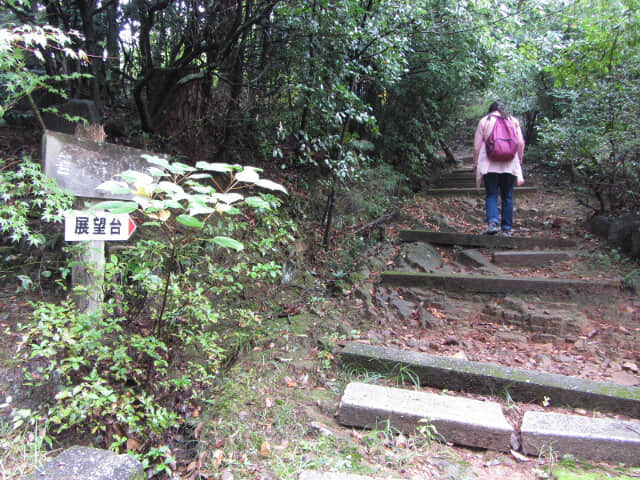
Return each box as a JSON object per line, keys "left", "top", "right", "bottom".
{"left": 64, "top": 211, "right": 137, "bottom": 241}
{"left": 42, "top": 130, "right": 166, "bottom": 199}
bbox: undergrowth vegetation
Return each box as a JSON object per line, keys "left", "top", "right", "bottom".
{"left": 7, "top": 158, "right": 294, "bottom": 475}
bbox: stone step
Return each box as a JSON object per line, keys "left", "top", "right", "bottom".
{"left": 492, "top": 250, "right": 577, "bottom": 266}
{"left": 423, "top": 186, "right": 537, "bottom": 196}
{"left": 438, "top": 175, "right": 477, "bottom": 180}
{"left": 521, "top": 411, "right": 640, "bottom": 466}
{"left": 25, "top": 446, "right": 144, "bottom": 480}
{"left": 340, "top": 343, "right": 640, "bottom": 418}
{"left": 438, "top": 174, "right": 476, "bottom": 181}
{"left": 399, "top": 230, "right": 576, "bottom": 249}
{"left": 436, "top": 182, "right": 479, "bottom": 188}
{"left": 338, "top": 382, "right": 513, "bottom": 452}
{"left": 455, "top": 249, "right": 504, "bottom": 274}
{"left": 381, "top": 271, "right": 619, "bottom": 297}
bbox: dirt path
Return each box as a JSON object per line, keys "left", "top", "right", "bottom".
{"left": 330, "top": 170, "right": 640, "bottom": 479}
{"left": 1, "top": 159, "right": 639, "bottom": 480}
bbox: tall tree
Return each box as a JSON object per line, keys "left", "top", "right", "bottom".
{"left": 375, "top": 0, "right": 493, "bottom": 177}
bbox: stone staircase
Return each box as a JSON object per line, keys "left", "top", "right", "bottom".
{"left": 425, "top": 164, "right": 537, "bottom": 196}
{"left": 319, "top": 158, "right": 640, "bottom": 480}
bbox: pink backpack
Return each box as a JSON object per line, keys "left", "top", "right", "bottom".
{"left": 486, "top": 115, "right": 518, "bottom": 162}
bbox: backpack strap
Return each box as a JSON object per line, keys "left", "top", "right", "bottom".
{"left": 486, "top": 114, "right": 514, "bottom": 138}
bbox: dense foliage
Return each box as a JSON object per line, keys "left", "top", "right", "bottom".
{"left": 486, "top": 0, "right": 640, "bottom": 213}
{"left": 17, "top": 158, "right": 292, "bottom": 473}
{"left": 2, "top": 0, "right": 493, "bottom": 174}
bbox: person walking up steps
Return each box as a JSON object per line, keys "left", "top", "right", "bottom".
{"left": 473, "top": 100, "right": 525, "bottom": 236}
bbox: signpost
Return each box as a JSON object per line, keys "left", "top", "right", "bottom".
{"left": 64, "top": 211, "right": 137, "bottom": 242}
{"left": 43, "top": 130, "right": 160, "bottom": 199}
{"left": 43, "top": 130, "right": 166, "bottom": 315}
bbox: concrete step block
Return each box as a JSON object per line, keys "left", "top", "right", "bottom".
{"left": 422, "top": 187, "right": 537, "bottom": 196}
{"left": 381, "top": 271, "right": 619, "bottom": 298}
{"left": 455, "top": 249, "right": 504, "bottom": 274}
{"left": 341, "top": 343, "right": 640, "bottom": 418}
{"left": 492, "top": 250, "right": 577, "bottom": 266}
{"left": 399, "top": 230, "right": 576, "bottom": 249}
{"left": 338, "top": 382, "right": 513, "bottom": 452}
{"left": 521, "top": 411, "right": 640, "bottom": 466}
{"left": 25, "top": 446, "right": 144, "bottom": 480}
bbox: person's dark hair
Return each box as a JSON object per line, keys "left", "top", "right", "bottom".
{"left": 487, "top": 101, "right": 506, "bottom": 116}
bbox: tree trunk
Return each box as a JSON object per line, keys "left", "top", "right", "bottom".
{"left": 105, "top": 0, "right": 121, "bottom": 103}
{"left": 74, "top": 0, "right": 103, "bottom": 112}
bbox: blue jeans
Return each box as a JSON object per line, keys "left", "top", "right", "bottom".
{"left": 484, "top": 173, "right": 515, "bottom": 232}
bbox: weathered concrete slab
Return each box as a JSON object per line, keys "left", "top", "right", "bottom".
{"left": 435, "top": 179, "right": 474, "bottom": 186}
{"left": 341, "top": 343, "right": 640, "bottom": 417}
{"left": 440, "top": 172, "right": 475, "bottom": 178}
{"left": 25, "top": 446, "right": 144, "bottom": 480}
{"left": 492, "top": 250, "right": 576, "bottom": 266}
{"left": 482, "top": 297, "right": 588, "bottom": 336}
{"left": 338, "top": 382, "right": 513, "bottom": 452}
{"left": 395, "top": 242, "right": 443, "bottom": 272}
{"left": 437, "top": 173, "right": 476, "bottom": 181}
{"left": 43, "top": 130, "right": 164, "bottom": 199}
{"left": 455, "top": 249, "right": 504, "bottom": 274}
{"left": 381, "top": 271, "right": 619, "bottom": 297}
{"left": 422, "top": 187, "right": 537, "bottom": 196}
{"left": 448, "top": 167, "right": 474, "bottom": 174}
{"left": 436, "top": 173, "right": 476, "bottom": 182}
{"left": 521, "top": 411, "right": 640, "bottom": 466}
{"left": 399, "top": 230, "right": 576, "bottom": 249}
{"left": 436, "top": 183, "right": 481, "bottom": 190}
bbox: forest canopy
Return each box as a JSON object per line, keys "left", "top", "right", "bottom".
{"left": 1, "top": 0, "right": 640, "bottom": 212}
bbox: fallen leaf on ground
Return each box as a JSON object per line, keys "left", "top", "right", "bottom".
{"left": 212, "top": 449, "right": 225, "bottom": 468}
{"left": 260, "top": 441, "right": 271, "bottom": 457}
{"left": 126, "top": 437, "right": 142, "bottom": 452}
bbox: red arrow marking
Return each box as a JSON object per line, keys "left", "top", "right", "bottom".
{"left": 128, "top": 217, "right": 137, "bottom": 237}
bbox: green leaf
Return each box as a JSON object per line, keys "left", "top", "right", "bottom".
{"left": 166, "top": 161, "right": 193, "bottom": 175}
{"left": 256, "top": 179, "right": 287, "bottom": 194}
{"left": 214, "top": 192, "right": 244, "bottom": 204}
{"left": 141, "top": 154, "right": 171, "bottom": 170}
{"left": 235, "top": 167, "right": 261, "bottom": 183}
{"left": 92, "top": 201, "right": 138, "bottom": 214}
{"left": 195, "top": 161, "right": 234, "bottom": 172}
{"left": 96, "top": 180, "right": 132, "bottom": 195}
{"left": 176, "top": 214, "right": 204, "bottom": 228}
{"left": 212, "top": 236, "right": 244, "bottom": 251}
{"left": 245, "top": 196, "right": 271, "bottom": 209}
{"left": 148, "top": 167, "right": 168, "bottom": 177}
{"left": 118, "top": 170, "right": 153, "bottom": 185}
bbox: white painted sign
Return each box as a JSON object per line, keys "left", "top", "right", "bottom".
{"left": 64, "top": 211, "right": 137, "bottom": 241}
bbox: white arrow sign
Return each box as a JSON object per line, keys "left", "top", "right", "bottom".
{"left": 64, "top": 211, "right": 137, "bottom": 241}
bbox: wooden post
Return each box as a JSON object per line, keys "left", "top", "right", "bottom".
{"left": 71, "top": 239, "right": 105, "bottom": 315}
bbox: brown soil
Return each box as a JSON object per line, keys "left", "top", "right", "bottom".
{"left": 332, "top": 166, "right": 640, "bottom": 479}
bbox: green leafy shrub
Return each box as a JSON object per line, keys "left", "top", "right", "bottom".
{"left": 0, "top": 156, "right": 73, "bottom": 247}
{"left": 13, "top": 157, "right": 290, "bottom": 474}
